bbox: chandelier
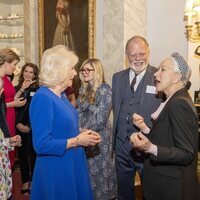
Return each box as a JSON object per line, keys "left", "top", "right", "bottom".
{"left": 184, "top": 0, "right": 200, "bottom": 42}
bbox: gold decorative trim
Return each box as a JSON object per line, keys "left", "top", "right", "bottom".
{"left": 38, "top": 0, "right": 44, "bottom": 62}
{"left": 88, "top": 0, "right": 96, "bottom": 58}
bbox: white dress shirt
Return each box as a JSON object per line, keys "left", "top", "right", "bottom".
{"left": 129, "top": 69, "right": 146, "bottom": 91}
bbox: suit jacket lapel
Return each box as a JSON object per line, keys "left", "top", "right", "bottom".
{"left": 115, "top": 69, "right": 130, "bottom": 120}
{"left": 150, "top": 88, "right": 188, "bottom": 134}
{"left": 139, "top": 66, "right": 154, "bottom": 109}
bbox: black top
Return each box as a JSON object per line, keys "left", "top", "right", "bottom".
{"left": 0, "top": 94, "right": 10, "bottom": 137}
{"left": 15, "top": 86, "right": 39, "bottom": 128}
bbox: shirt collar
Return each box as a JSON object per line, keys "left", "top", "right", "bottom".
{"left": 129, "top": 68, "right": 146, "bottom": 78}
{"left": 129, "top": 68, "right": 147, "bottom": 84}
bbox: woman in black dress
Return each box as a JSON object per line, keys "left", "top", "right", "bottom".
{"left": 15, "top": 63, "right": 39, "bottom": 195}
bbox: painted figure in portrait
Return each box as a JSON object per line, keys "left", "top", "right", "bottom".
{"left": 41, "top": 0, "right": 92, "bottom": 96}
{"left": 43, "top": 0, "right": 88, "bottom": 63}
{"left": 52, "top": 0, "right": 75, "bottom": 51}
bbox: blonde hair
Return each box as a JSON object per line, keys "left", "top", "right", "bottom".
{"left": 39, "top": 45, "right": 78, "bottom": 88}
{"left": 0, "top": 48, "right": 20, "bottom": 66}
{"left": 79, "top": 58, "right": 105, "bottom": 103}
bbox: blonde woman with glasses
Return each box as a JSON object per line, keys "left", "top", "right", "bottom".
{"left": 77, "top": 58, "right": 117, "bottom": 200}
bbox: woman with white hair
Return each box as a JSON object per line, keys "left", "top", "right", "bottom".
{"left": 29, "top": 45, "right": 101, "bottom": 200}
{"left": 131, "top": 52, "right": 200, "bottom": 200}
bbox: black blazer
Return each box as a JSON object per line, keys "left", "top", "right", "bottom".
{"left": 0, "top": 94, "right": 10, "bottom": 137}
{"left": 143, "top": 88, "right": 200, "bottom": 200}
{"left": 15, "top": 86, "right": 39, "bottom": 128}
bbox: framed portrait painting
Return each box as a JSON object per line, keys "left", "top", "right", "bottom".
{"left": 38, "top": 0, "right": 96, "bottom": 62}
{"left": 38, "top": 0, "right": 96, "bottom": 95}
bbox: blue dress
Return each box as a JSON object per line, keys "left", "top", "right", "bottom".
{"left": 30, "top": 86, "right": 93, "bottom": 200}
{"left": 77, "top": 83, "right": 117, "bottom": 200}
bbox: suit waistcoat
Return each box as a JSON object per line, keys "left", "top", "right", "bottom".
{"left": 116, "top": 77, "right": 144, "bottom": 141}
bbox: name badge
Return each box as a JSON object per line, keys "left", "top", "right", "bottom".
{"left": 30, "top": 92, "right": 35, "bottom": 96}
{"left": 146, "top": 85, "right": 157, "bottom": 94}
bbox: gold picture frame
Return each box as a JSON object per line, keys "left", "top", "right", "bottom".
{"left": 38, "top": 0, "right": 96, "bottom": 62}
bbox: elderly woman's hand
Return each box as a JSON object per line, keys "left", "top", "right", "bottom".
{"left": 9, "top": 135, "right": 21, "bottom": 147}
{"left": 132, "top": 113, "right": 150, "bottom": 134}
{"left": 130, "top": 132, "right": 151, "bottom": 152}
{"left": 67, "top": 130, "right": 101, "bottom": 149}
{"left": 77, "top": 130, "right": 101, "bottom": 147}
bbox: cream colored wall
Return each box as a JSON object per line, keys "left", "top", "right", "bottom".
{"left": 24, "top": 0, "right": 39, "bottom": 65}
{"left": 96, "top": 0, "right": 147, "bottom": 85}
{"left": 146, "top": 0, "right": 199, "bottom": 99}
{"left": 103, "top": 0, "right": 125, "bottom": 85}
{"left": 147, "top": 0, "right": 187, "bottom": 67}
{"left": 124, "top": 0, "right": 146, "bottom": 41}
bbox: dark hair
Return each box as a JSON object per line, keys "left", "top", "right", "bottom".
{"left": 185, "top": 81, "right": 191, "bottom": 90}
{"left": 18, "top": 63, "right": 40, "bottom": 88}
{"left": 7, "top": 73, "right": 14, "bottom": 81}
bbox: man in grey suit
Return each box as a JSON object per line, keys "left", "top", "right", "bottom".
{"left": 112, "top": 35, "right": 162, "bottom": 200}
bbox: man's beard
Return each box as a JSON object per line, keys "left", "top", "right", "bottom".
{"left": 131, "top": 60, "right": 148, "bottom": 73}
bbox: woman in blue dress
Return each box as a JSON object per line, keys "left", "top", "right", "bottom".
{"left": 29, "top": 45, "right": 101, "bottom": 200}
{"left": 77, "top": 58, "right": 117, "bottom": 200}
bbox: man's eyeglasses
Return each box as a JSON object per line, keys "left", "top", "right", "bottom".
{"left": 80, "top": 69, "right": 95, "bottom": 74}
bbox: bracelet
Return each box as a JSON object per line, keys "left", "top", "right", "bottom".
{"left": 76, "top": 136, "right": 80, "bottom": 146}
{"left": 19, "top": 89, "right": 24, "bottom": 93}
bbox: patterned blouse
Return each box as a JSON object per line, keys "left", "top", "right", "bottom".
{"left": 77, "top": 83, "right": 117, "bottom": 200}
{"left": 0, "top": 129, "right": 13, "bottom": 200}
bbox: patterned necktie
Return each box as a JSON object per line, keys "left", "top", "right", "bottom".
{"left": 131, "top": 73, "right": 138, "bottom": 93}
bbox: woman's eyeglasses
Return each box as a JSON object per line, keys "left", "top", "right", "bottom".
{"left": 80, "top": 69, "right": 95, "bottom": 74}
